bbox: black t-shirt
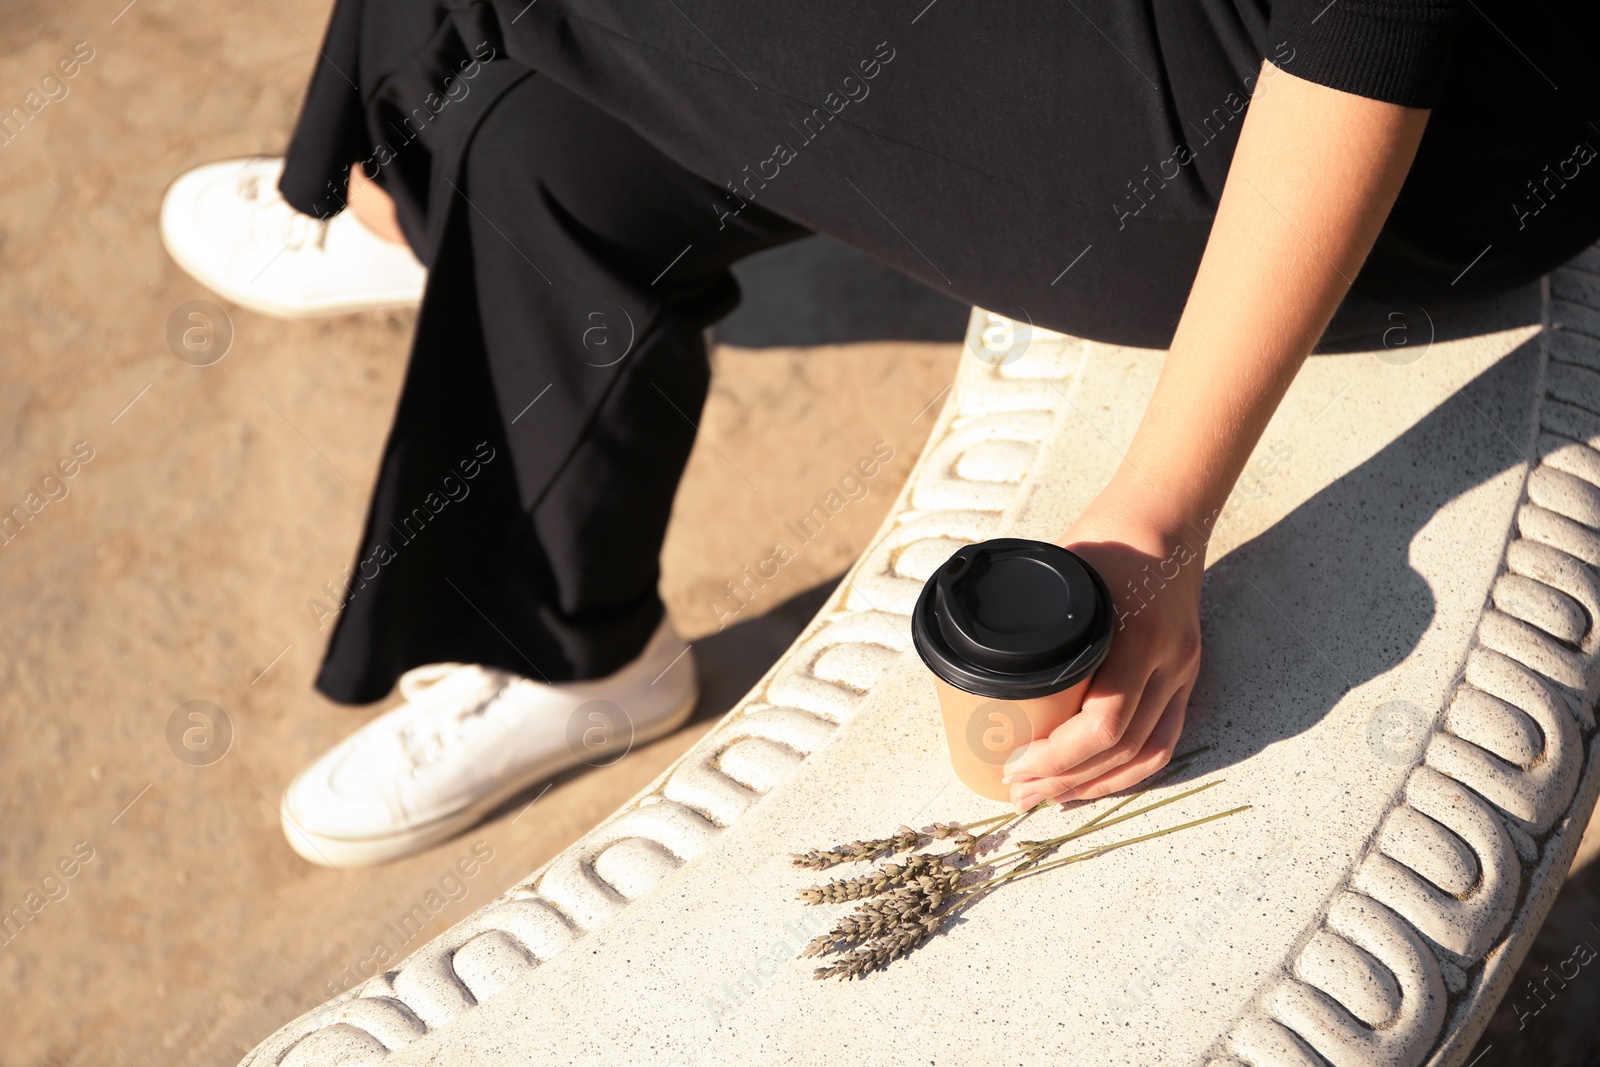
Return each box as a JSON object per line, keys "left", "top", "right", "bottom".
{"left": 1269, "top": 0, "right": 1465, "bottom": 108}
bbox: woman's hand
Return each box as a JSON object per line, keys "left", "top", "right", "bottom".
{"left": 1001, "top": 491, "right": 1206, "bottom": 810}
{"left": 998, "top": 65, "right": 1430, "bottom": 812}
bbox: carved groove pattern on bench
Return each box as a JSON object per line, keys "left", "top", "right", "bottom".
{"left": 242, "top": 328, "right": 1088, "bottom": 1066}
{"left": 1207, "top": 249, "right": 1600, "bottom": 1067}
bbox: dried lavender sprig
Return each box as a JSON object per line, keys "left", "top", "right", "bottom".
{"left": 803, "top": 899, "right": 949, "bottom": 964}
{"left": 811, "top": 915, "right": 944, "bottom": 980}
{"left": 816, "top": 805, "right": 1023, "bottom": 872}
{"left": 800, "top": 899, "right": 901, "bottom": 957}
{"left": 802, "top": 867, "right": 966, "bottom": 958}
{"left": 800, "top": 892, "right": 931, "bottom": 958}
{"left": 818, "top": 798, "right": 1237, "bottom": 941}
{"left": 797, "top": 807, "right": 1025, "bottom": 904}
{"left": 807, "top": 803, "right": 1250, "bottom": 979}
{"left": 794, "top": 746, "right": 1226, "bottom": 974}
{"left": 795, "top": 809, "right": 1024, "bottom": 903}
{"left": 796, "top": 851, "right": 958, "bottom": 904}
{"left": 789, "top": 824, "right": 924, "bottom": 869}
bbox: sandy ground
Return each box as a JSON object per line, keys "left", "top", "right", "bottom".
{"left": 0, "top": 2, "right": 1595, "bottom": 1065}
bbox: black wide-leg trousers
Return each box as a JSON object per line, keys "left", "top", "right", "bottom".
{"left": 283, "top": 0, "right": 1600, "bottom": 705}
{"left": 290, "top": 9, "right": 811, "bottom": 703}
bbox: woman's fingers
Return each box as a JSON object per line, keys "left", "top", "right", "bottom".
{"left": 1063, "top": 681, "right": 1190, "bottom": 802}
{"left": 1045, "top": 671, "right": 1185, "bottom": 794}
{"left": 1007, "top": 671, "right": 1185, "bottom": 811}
{"left": 1001, "top": 661, "right": 1149, "bottom": 786}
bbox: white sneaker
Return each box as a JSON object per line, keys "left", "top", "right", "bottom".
{"left": 280, "top": 621, "right": 698, "bottom": 867}
{"left": 159, "top": 157, "right": 426, "bottom": 318}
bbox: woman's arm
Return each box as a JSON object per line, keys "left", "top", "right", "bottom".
{"left": 1002, "top": 62, "right": 1432, "bottom": 810}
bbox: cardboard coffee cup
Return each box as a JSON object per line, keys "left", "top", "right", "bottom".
{"left": 912, "top": 538, "right": 1114, "bottom": 802}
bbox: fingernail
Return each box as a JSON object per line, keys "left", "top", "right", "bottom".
{"left": 1014, "top": 793, "right": 1043, "bottom": 814}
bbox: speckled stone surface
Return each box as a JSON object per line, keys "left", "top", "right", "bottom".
{"left": 241, "top": 250, "right": 1600, "bottom": 1067}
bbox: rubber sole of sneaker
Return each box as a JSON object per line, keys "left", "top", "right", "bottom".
{"left": 279, "top": 681, "right": 700, "bottom": 868}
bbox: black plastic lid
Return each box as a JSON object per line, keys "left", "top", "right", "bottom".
{"left": 912, "top": 538, "right": 1113, "bottom": 699}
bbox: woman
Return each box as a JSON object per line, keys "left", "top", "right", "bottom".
{"left": 160, "top": 0, "right": 1600, "bottom": 865}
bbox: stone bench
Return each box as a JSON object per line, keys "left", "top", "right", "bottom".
{"left": 241, "top": 246, "right": 1600, "bottom": 1067}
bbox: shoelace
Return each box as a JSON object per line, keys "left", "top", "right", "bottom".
{"left": 394, "top": 664, "right": 515, "bottom": 772}
{"left": 238, "top": 170, "right": 330, "bottom": 254}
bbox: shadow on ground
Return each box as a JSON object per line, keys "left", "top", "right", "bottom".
{"left": 1191, "top": 333, "right": 1535, "bottom": 770}
{"left": 688, "top": 577, "right": 841, "bottom": 724}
